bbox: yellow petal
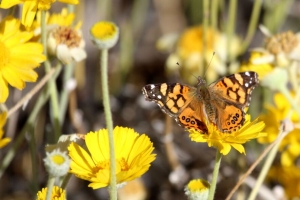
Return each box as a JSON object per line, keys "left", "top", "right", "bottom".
{"left": 22, "top": 2, "right": 38, "bottom": 27}
{"left": 0, "top": 0, "right": 23, "bottom": 8}
{"left": 0, "top": 75, "right": 9, "bottom": 103}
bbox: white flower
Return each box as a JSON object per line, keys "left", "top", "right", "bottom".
{"left": 47, "top": 26, "right": 86, "bottom": 64}
{"left": 43, "top": 149, "right": 71, "bottom": 177}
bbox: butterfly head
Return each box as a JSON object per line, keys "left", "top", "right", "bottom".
{"left": 197, "top": 76, "right": 207, "bottom": 87}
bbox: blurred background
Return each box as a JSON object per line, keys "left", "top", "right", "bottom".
{"left": 0, "top": 0, "right": 300, "bottom": 199}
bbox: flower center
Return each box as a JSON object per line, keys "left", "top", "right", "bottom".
{"left": 52, "top": 26, "right": 81, "bottom": 48}
{"left": 51, "top": 154, "right": 65, "bottom": 165}
{"left": 0, "top": 41, "right": 10, "bottom": 68}
{"left": 265, "top": 31, "right": 299, "bottom": 54}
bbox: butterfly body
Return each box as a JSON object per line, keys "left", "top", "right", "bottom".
{"left": 142, "top": 72, "right": 259, "bottom": 133}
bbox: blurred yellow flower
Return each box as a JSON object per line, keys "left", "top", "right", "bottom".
{"left": 36, "top": 186, "right": 66, "bottom": 200}
{"left": 268, "top": 165, "right": 300, "bottom": 199}
{"left": 258, "top": 93, "right": 300, "bottom": 166}
{"left": 68, "top": 126, "right": 156, "bottom": 189}
{"left": 0, "top": 16, "right": 46, "bottom": 103}
{"left": 0, "top": 112, "right": 10, "bottom": 149}
{"left": 239, "top": 52, "right": 274, "bottom": 80}
{"left": 0, "top": 0, "right": 79, "bottom": 27}
{"left": 189, "top": 115, "right": 266, "bottom": 155}
{"left": 165, "top": 26, "right": 241, "bottom": 84}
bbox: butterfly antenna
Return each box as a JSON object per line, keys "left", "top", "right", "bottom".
{"left": 176, "top": 62, "right": 198, "bottom": 80}
{"left": 203, "top": 52, "right": 215, "bottom": 78}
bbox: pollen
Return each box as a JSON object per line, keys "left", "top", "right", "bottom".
{"left": 52, "top": 26, "right": 81, "bottom": 48}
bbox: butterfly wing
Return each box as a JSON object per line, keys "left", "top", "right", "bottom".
{"left": 209, "top": 71, "right": 259, "bottom": 132}
{"left": 142, "top": 83, "right": 208, "bottom": 133}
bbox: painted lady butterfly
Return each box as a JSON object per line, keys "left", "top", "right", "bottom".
{"left": 142, "top": 72, "right": 259, "bottom": 133}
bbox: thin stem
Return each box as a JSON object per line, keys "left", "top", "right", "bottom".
{"left": 202, "top": 0, "right": 209, "bottom": 76}
{"left": 208, "top": 150, "right": 222, "bottom": 200}
{"left": 45, "top": 176, "right": 55, "bottom": 200}
{"left": 7, "top": 67, "right": 57, "bottom": 117}
{"left": 0, "top": 67, "right": 61, "bottom": 179}
{"left": 240, "top": 0, "right": 262, "bottom": 53}
{"left": 41, "top": 10, "right": 61, "bottom": 141}
{"left": 226, "top": 0, "right": 237, "bottom": 62}
{"left": 248, "top": 132, "right": 282, "bottom": 200}
{"left": 210, "top": 0, "right": 218, "bottom": 31}
{"left": 100, "top": 49, "right": 117, "bottom": 199}
{"left": 59, "top": 63, "right": 74, "bottom": 124}
{"left": 29, "top": 128, "right": 38, "bottom": 195}
{"left": 225, "top": 127, "right": 289, "bottom": 200}
{"left": 61, "top": 173, "right": 72, "bottom": 189}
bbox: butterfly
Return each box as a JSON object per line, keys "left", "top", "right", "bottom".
{"left": 142, "top": 72, "right": 259, "bottom": 134}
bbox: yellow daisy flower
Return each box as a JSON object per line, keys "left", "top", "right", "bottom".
{"left": 0, "top": 112, "right": 10, "bottom": 149}
{"left": 189, "top": 115, "right": 266, "bottom": 155}
{"left": 258, "top": 93, "right": 300, "bottom": 166}
{"left": 268, "top": 164, "right": 300, "bottom": 199}
{"left": 0, "top": 16, "right": 46, "bottom": 103}
{"left": 165, "top": 26, "right": 241, "bottom": 84}
{"left": 0, "top": 0, "right": 79, "bottom": 27}
{"left": 36, "top": 186, "right": 66, "bottom": 200}
{"left": 68, "top": 126, "right": 156, "bottom": 189}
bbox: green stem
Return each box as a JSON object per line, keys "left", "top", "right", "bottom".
{"left": 240, "top": 0, "right": 262, "bottom": 54}
{"left": 226, "top": 0, "right": 237, "bottom": 62}
{"left": 202, "top": 0, "right": 209, "bottom": 76}
{"left": 208, "top": 150, "right": 222, "bottom": 200}
{"left": 0, "top": 87, "right": 50, "bottom": 179}
{"left": 0, "top": 66, "right": 61, "bottom": 180}
{"left": 248, "top": 130, "right": 282, "bottom": 200}
{"left": 41, "top": 10, "right": 61, "bottom": 141}
{"left": 61, "top": 173, "right": 72, "bottom": 189}
{"left": 59, "top": 63, "right": 74, "bottom": 124}
{"left": 210, "top": 0, "right": 218, "bottom": 31}
{"left": 45, "top": 176, "right": 55, "bottom": 200}
{"left": 29, "top": 127, "right": 38, "bottom": 195}
{"left": 100, "top": 49, "right": 117, "bottom": 199}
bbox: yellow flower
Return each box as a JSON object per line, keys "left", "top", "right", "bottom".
{"left": 258, "top": 93, "right": 300, "bottom": 166}
{"left": 0, "top": 16, "right": 46, "bottom": 103}
{"left": 68, "top": 126, "right": 156, "bottom": 189}
{"left": 0, "top": 0, "right": 79, "bottom": 27}
{"left": 184, "top": 179, "right": 210, "bottom": 200}
{"left": 189, "top": 115, "right": 266, "bottom": 155}
{"left": 239, "top": 52, "right": 274, "bottom": 80}
{"left": 0, "top": 112, "right": 10, "bottom": 149}
{"left": 90, "top": 21, "right": 119, "bottom": 49}
{"left": 36, "top": 186, "right": 66, "bottom": 200}
{"left": 268, "top": 165, "right": 300, "bottom": 199}
{"left": 165, "top": 26, "right": 241, "bottom": 84}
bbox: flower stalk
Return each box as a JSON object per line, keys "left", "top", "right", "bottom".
{"left": 41, "top": 10, "right": 61, "bottom": 141}
{"left": 100, "top": 49, "right": 117, "bottom": 199}
{"left": 45, "top": 176, "right": 55, "bottom": 200}
{"left": 208, "top": 150, "right": 222, "bottom": 200}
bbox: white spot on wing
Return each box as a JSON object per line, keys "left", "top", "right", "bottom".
{"left": 245, "top": 72, "right": 250, "bottom": 76}
{"left": 150, "top": 84, "right": 155, "bottom": 89}
{"left": 157, "top": 95, "right": 162, "bottom": 99}
{"left": 245, "top": 83, "right": 249, "bottom": 87}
